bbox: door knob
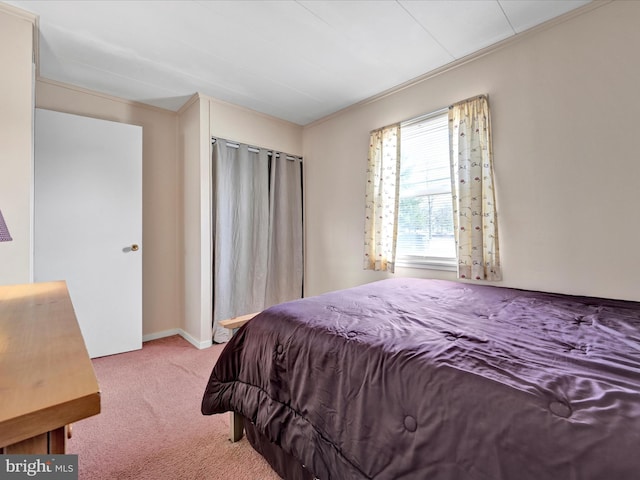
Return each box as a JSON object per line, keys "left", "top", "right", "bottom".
{"left": 131, "top": 244, "right": 139, "bottom": 251}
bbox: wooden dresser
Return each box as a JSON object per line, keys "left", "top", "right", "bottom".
{"left": 0, "top": 281, "right": 101, "bottom": 453}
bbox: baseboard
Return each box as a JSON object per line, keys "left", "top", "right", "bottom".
{"left": 142, "top": 329, "right": 181, "bottom": 342}
{"left": 142, "top": 328, "right": 213, "bottom": 350}
{"left": 179, "top": 329, "right": 213, "bottom": 350}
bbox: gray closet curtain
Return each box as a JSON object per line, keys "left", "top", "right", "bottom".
{"left": 266, "top": 153, "right": 303, "bottom": 307}
{"left": 212, "top": 138, "right": 303, "bottom": 343}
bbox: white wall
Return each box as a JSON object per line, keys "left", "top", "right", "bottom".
{"left": 178, "top": 93, "right": 302, "bottom": 347}
{"left": 178, "top": 95, "right": 210, "bottom": 347}
{"left": 303, "top": 1, "right": 640, "bottom": 301}
{"left": 0, "top": 4, "right": 34, "bottom": 285}
{"left": 209, "top": 96, "right": 303, "bottom": 156}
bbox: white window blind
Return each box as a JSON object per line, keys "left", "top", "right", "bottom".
{"left": 397, "top": 110, "right": 456, "bottom": 267}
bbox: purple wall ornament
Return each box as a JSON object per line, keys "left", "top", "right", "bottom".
{"left": 0, "top": 209, "right": 13, "bottom": 242}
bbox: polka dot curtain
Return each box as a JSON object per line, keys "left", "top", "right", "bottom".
{"left": 449, "top": 95, "right": 501, "bottom": 281}
{"left": 363, "top": 124, "right": 401, "bottom": 273}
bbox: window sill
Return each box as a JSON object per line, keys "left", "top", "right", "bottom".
{"left": 395, "top": 257, "right": 457, "bottom": 271}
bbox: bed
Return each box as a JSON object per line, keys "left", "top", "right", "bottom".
{"left": 201, "top": 278, "right": 640, "bottom": 480}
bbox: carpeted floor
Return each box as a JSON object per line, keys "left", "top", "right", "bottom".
{"left": 68, "top": 335, "right": 281, "bottom": 480}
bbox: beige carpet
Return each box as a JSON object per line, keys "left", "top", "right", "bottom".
{"left": 68, "top": 335, "right": 281, "bottom": 480}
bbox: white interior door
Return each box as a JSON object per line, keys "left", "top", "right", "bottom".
{"left": 34, "top": 108, "right": 142, "bottom": 358}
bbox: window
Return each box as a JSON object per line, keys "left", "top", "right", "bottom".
{"left": 396, "top": 110, "right": 456, "bottom": 269}
{"left": 365, "top": 95, "right": 499, "bottom": 277}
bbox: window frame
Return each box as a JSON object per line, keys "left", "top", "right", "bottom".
{"left": 395, "top": 108, "right": 457, "bottom": 271}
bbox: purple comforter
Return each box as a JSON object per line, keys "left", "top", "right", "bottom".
{"left": 202, "top": 278, "right": 640, "bottom": 479}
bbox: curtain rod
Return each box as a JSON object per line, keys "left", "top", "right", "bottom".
{"left": 449, "top": 94, "right": 488, "bottom": 109}
{"left": 211, "top": 138, "right": 302, "bottom": 162}
{"left": 371, "top": 94, "right": 488, "bottom": 133}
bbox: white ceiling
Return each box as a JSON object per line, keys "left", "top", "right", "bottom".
{"left": 8, "top": 0, "right": 591, "bottom": 125}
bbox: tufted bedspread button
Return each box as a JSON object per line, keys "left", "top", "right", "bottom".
{"left": 276, "top": 344, "right": 284, "bottom": 354}
{"left": 403, "top": 415, "right": 417, "bottom": 432}
{"left": 549, "top": 400, "right": 572, "bottom": 418}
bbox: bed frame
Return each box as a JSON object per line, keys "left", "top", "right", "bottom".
{"left": 218, "top": 312, "right": 257, "bottom": 442}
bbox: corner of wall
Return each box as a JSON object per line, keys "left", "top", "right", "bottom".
{"left": 177, "top": 95, "right": 212, "bottom": 347}
{"left": 0, "top": 4, "right": 35, "bottom": 286}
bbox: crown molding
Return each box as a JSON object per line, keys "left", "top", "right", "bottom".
{"left": 36, "top": 77, "right": 177, "bottom": 115}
